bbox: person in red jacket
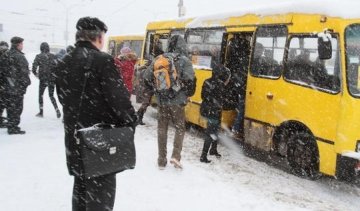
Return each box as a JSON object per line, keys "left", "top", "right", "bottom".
{"left": 114, "top": 47, "right": 137, "bottom": 94}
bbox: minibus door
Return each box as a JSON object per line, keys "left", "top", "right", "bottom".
{"left": 244, "top": 26, "right": 287, "bottom": 150}
{"left": 224, "top": 32, "right": 253, "bottom": 132}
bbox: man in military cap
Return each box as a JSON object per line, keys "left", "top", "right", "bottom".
{"left": 2, "top": 37, "right": 30, "bottom": 134}
{"left": 55, "top": 17, "right": 137, "bottom": 211}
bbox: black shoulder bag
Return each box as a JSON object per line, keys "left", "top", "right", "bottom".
{"left": 74, "top": 52, "right": 136, "bottom": 178}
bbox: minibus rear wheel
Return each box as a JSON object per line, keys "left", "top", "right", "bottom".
{"left": 287, "top": 131, "right": 320, "bottom": 179}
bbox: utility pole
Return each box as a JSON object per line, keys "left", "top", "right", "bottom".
{"left": 178, "top": 0, "right": 186, "bottom": 17}
{"left": 0, "top": 23, "right": 3, "bottom": 40}
{"left": 57, "top": 0, "right": 85, "bottom": 46}
{"left": 65, "top": 8, "right": 69, "bottom": 46}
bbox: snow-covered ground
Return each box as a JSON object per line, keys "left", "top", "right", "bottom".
{"left": 1, "top": 75, "right": 360, "bottom": 211}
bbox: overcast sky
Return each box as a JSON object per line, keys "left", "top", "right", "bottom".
{"left": 0, "top": 0, "right": 318, "bottom": 51}
{"left": 0, "top": 0, "right": 290, "bottom": 52}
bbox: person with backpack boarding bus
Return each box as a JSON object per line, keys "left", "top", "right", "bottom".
{"left": 143, "top": 35, "right": 196, "bottom": 169}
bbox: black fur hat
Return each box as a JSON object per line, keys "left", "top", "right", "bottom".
{"left": 76, "top": 17, "right": 108, "bottom": 32}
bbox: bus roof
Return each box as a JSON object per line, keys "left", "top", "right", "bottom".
{"left": 186, "top": 0, "right": 360, "bottom": 28}
{"left": 146, "top": 18, "right": 193, "bottom": 31}
{"left": 107, "top": 34, "right": 144, "bottom": 41}
{"left": 145, "top": 1, "right": 360, "bottom": 33}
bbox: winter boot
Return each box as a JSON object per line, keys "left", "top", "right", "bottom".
{"left": 56, "top": 109, "right": 61, "bottom": 119}
{"left": 138, "top": 118, "right": 145, "bottom": 125}
{"left": 0, "top": 122, "right": 6, "bottom": 128}
{"left": 36, "top": 109, "right": 43, "bottom": 118}
{"left": 8, "top": 127, "right": 25, "bottom": 135}
{"left": 0, "top": 117, "right": 7, "bottom": 128}
{"left": 209, "top": 142, "right": 222, "bottom": 158}
{"left": 200, "top": 152, "right": 211, "bottom": 163}
{"left": 200, "top": 139, "right": 212, "bottom": 163}
{"left": 136, "top": 110, "right": 145, "bottom": 125}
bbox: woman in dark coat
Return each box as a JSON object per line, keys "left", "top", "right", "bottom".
{"left": 200, "top": 57, "right": 231, "bottom": 163}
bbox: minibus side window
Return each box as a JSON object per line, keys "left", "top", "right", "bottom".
{"left": 251, "top": 26, "right": 287, "bottom": 78}
{"left": 144, "top": 32, "right": 155, "bottom": 60}
{"left": 130, "top": 40, "right": 143, "bottom": 58}
{"left": 171, "top": 30, "right": 185, "bottom": 38}
{"left": 157, "top": 35, "right": 169, "bottom": 53}
{"left": 116, "top": 41, "right": 131, "bottom": 57}
{"left": 187, "top": 29, "right": 225, "bottom": 69}
{"left": 144, "top": 32, "right": 168, "bottom": 61}
{"left": 284, "top": 36, "right": 340, "bottom": 92}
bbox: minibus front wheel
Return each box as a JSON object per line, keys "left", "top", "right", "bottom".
{"left": 287, "top": 131, "right": 320, "bottom": 179}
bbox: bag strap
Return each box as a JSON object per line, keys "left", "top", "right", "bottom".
{"left": 74, "top": 51, "right": 94, "bottom": 129}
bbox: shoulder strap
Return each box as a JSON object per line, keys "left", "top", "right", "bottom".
{"left": 75, "top": 51, "right": 95, "bottom": 129}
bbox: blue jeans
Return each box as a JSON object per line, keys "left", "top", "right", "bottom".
{"left": 232, "top": 99, "right": 244, "bottom": 134}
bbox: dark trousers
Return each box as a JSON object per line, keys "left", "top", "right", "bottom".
{"left": 0, "top": 93, "right": 5, "bottom": 122}
{"left": 72, "top": 174, "right": 116, "bottom": 211}
{"left": 202, "top": 118, "right": 221, "bottom": 154}
{"left": 6, "top": 94, "right": 24, "bottom": 130}
{"left": 137, "top": 101, "right": 150, "bottom": 121}
{"left": 39, "top": 80, "right": 58, "bottom": 112}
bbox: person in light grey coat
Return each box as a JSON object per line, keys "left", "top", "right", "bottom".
{"left": 143, "top": 35, "right": 195, "bottom": 169}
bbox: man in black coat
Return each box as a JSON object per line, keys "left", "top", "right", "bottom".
{"left": 55, "top": 17, "right": 137, "bottom": 211}
{"left": 32, "top": 42, "right": 60, "bottom": 118}
{"left": 0, "top": 41, "right": 9, "bottom": 127}
{"left": 1, "top": 37, "right": 30, "bottom": 134}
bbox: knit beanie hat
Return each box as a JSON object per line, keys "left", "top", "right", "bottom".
{"left": 120, "top": 47, "right": 132, "bottom": 55}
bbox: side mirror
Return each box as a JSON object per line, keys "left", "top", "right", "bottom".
{"left": 318, "top": 32, "right": 332, "bottom": 60}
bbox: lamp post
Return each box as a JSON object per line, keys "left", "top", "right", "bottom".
{"left": 57, "top": 1, "right": 84, "bottom": 46}
{"left": 178, "top": 0, "right": 186, "bottom": 17}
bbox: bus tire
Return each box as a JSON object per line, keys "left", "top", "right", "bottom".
{"left": 286, "top": 131, "right": 320, "bottom": 179}
{"left": 273, "top": 128, "right": 291, "bottom": 157}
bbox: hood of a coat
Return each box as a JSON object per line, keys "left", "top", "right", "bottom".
{"left": 40, "top": 42, "right": 50, "bottom": 53}
{"left": 167, "top": 35, "right": 187, "bottom": 55}
{"left": 211, "top": 61, "right": 231, "bottom": 83}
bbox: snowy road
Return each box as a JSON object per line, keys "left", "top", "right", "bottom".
{"left": 1, "top": 77, "right": 360, "bottom": 211}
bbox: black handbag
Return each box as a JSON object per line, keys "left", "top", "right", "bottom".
{"left": 75, "top": 124, "right": 136, "bottom": 178}
{"left": 74, "top": 53, "right": 136, "bottom": 178}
